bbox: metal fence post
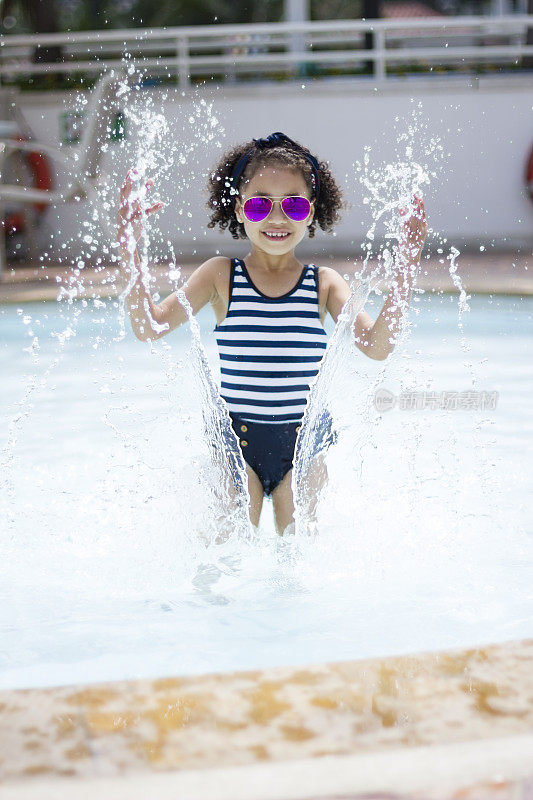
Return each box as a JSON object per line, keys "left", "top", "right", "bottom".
{"left": 176, "top": 36, "right": 189, "bottom": 89}
{"left": 374, "top": 27, "right": 386, "bottom": 82}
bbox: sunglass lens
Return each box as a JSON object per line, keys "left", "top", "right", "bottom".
{"left": 243, "top": 197, "right": 272, "bottom": 222}
{"left": 281, "top": 196, "right": 310, "bottom": 221}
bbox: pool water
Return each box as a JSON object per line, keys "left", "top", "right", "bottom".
{"left": 0, "top": 292, "right": 531, "bottom": 690}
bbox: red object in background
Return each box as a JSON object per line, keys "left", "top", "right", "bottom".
{"left": 25, "top": 147, "right": 53, "bottom": 212}
{"left": 526, "top": 145, "right": 533, "bottom": 203}
{"left": 3, "top": 212, "right": 24, "bottom": 235}
{"left": 3, "top": 136, "right": 53, "bottom": 235}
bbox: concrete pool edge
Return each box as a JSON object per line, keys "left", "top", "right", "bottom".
{"left": 1, "top": 638, "right": 532, "bottom": 797}
{"left": 1, "top": 733, "right": 532, "bottom": 800}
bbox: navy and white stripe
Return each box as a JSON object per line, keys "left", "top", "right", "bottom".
{"left": 215, "top": 258, "right": 327, "bottom": 424}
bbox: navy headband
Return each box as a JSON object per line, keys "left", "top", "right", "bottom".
{"left": 229, "top": 132, "right": 321, "bottom": 204}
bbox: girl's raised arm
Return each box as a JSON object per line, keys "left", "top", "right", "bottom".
{"left": 325, "top": 195, "right": 427, "bottom": 361}
{"left": 117, "top": 169, "right": 218, "bottom": 342}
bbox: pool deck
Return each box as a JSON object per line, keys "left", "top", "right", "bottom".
{"left": 0, "top": 638, "right": 532, "bottom": 800}
{"left": 0, "top": 252, "right": 531, "bottom": 303}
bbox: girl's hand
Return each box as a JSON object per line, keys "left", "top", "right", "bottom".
{"left": 117, "top": 169, "right": 165, "bottom": 252}
{"left": 398, "top": 194, "right": 427, "bottom": 263}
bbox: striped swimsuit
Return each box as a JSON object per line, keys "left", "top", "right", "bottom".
{"left": 215, "top": 258, "right": 327, "bottom": 424}
{"left": 215, "top": 258, "right": 330, "bottom": 495}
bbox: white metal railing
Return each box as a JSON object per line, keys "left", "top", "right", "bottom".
{"left": 0, "top": 15, "right": 532, "bottom": 87}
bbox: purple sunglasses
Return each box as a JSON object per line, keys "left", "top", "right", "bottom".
{"left": 242, "top": 195, "right": 311, "bottom": 223}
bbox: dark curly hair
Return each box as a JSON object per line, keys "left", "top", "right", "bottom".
{"left": 206, "top": 136, "right": 344, "bottom": 239}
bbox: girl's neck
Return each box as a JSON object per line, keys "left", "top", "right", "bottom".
{"left": 245, "top": 247, "right": 301, "bottom": 274}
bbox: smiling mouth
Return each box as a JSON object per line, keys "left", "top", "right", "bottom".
{"left": 262, "top": 231, "right": 291, "bottom": 241}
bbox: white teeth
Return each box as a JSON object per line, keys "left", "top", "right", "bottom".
{"left": 263, "top": 231, "right": 289, "bottom": 238}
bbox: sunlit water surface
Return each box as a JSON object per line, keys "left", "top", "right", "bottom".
{"left": 0, "top": 293, "right": 531, "bottom": 690}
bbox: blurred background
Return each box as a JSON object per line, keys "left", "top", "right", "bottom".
{"left": 0, "top": 0, "right": 532, "bottom": 274}
{"left": 1, "top": 1, "right": 531, "bottom": 33}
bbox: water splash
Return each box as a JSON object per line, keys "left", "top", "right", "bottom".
{"left": 1, "top": 67, "right": 249, "bottom": 559}
{"left": 291, "top": 108, "right": 498, "bottom": 551}
{"left": 293, "top": 281, "right": 370, "bottom": 536}
{"left": 103, "top": 71, "right": 251, "bottom": 546}
{"left": 292, "top": 121, "right": 434, "bottom": 536}
{"left": 174, "top": 287, "right": 250, "bottom": 545}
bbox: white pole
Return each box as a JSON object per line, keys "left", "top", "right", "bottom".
{"left": 491, "top": 0, "right": 512, "bottom": 14}
{"left": 284, "top": 0, "right": 309, "bottom": 74}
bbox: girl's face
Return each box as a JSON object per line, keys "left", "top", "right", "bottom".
{"left": 235, "top": 162, "right": 314, "bottom": 255}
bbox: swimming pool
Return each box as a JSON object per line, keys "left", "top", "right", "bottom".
{"left": 0, "top": 292, "right": 531, "bottom": 690}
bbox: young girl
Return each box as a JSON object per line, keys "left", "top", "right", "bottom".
{"left": 118, "top": 132, "right": 427, "bottom": 534}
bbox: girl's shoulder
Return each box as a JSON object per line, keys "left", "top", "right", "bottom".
{"left": 179, "top": 256, "right": 232, "bottom": 309}
{"left": 317, "top": 265, "right": 351, "bottom": 287}
{"left": 316, "top": 266, "right": 352, "bottom": 311}
{"left": 317, "top": 265, "right": 350, "bottom": 291}
{"left": 195, "top": 255, "right": 232, "bottom": 285}
{"left": 202, "top": 255, "right": 233, "bottom": 272}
